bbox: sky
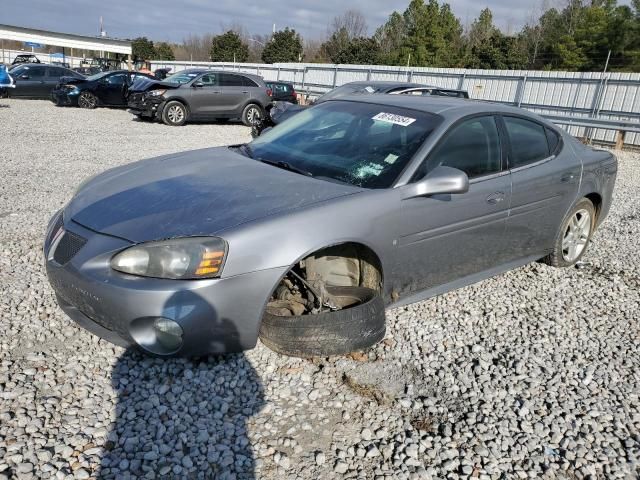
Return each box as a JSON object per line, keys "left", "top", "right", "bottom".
{"left": 3, "top": 0, "right": 540, "bottom": 43}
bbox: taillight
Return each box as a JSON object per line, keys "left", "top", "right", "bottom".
{"left": 266, "top": 88, "right": 272, "bottom": 97}
{"left": 290, "top": 88, "right": 296, "bottom": 97}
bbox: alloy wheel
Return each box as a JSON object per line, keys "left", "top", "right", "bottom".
{"left": 78, "top": 92, "right": 96, "bottom": 109}
{"left": 562, "top": 208, "right": 591, "bottom": 262}
{"left": 167, "top": 105, "right": 184, "bottom": 124}
{"left": 246, "top": 106, "right": 261, "bottom": 125}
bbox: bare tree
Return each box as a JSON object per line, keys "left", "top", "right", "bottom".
{"left": 175, "top": 33, "right": 214, "bottom": 61}
{"left": 330, "top": 10, "right": 368, "bottom": 39}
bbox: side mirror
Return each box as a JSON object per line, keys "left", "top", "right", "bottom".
{"left": 192, "top": 81, "right": 204, "bottom": 88}
{"left": 402, "top": 166, "right": 469, "bottom": 200}
{"left": 19, "top": 74, "right": 29, "bottom": 80}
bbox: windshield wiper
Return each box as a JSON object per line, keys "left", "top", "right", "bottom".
{"left": 259, "top": 159, "right": 313, "bottom": 177}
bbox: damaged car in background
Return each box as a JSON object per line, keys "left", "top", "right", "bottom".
{"left": 127, "top": 69, "right": 272, "bottom": 126}
{"left": 44, "top": 95, "right": 616, "bottom": 358}
{"left": 252, "top": 80, "right": 469, "bottom": 137}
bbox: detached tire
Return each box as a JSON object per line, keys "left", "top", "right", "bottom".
{"left": 259, "top": 286, "right": 385, "bottom": 358}
{"left": 542, "top": 197, "right": 596, "bottom": 267}
{"left": 162, "top": 101, "right": 187, "bottom": 126}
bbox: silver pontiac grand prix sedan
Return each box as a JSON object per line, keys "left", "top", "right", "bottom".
{"left": 44, "top": 95, "right": 617, "bottom": 357}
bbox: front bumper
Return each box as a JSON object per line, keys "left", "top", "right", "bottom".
{"left": 44, "top": 212, "right": 286, "bottom": 356}
{"left": 50, "top": 89, "right": 79, "bottom": 106}
{"left": 127, "top": 93, "right": 165, "bottom": 118}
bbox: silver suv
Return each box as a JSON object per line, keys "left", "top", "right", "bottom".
{"left": 127, "top": 69, "right": 272, "bottom": 126}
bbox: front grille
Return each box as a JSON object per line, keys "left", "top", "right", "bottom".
{"left": 53, "top": 230, "right": 87, "bottom": 265}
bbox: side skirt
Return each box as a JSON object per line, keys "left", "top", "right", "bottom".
{"left": 388, "top": 253, "right": 545, "bottom": 309}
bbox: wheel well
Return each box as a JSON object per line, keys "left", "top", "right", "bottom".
{"left": 262, "top": 242, "right": 384, "bottom": 318}
{"left": 164, "top": 98, "right": 189, "bottom": 115}
{"left": 585, "top": 193, "right": 602, "bottom": 221}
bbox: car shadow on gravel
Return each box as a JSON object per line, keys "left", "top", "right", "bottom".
{"left": 97, "top": 291, "right": 264, "bottom": 479}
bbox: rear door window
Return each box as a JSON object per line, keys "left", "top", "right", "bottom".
{"left": 47, "top": 67, "right": 66, "bottom": 78}
{"left": 503, "top": 116, "right": 551, "bottom": 168}
{"left": 546, "top": 127, "right": 561, "bottom": 155}
{"left": 242, "top": 76, "right": 259, "bottom": 87}
{"left": 219, "top": 74, "right": 245, "bottom": 87}
{"left": 106, "top": 74, "right": 127, "bottom": 85}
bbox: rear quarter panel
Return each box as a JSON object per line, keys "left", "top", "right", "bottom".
{"left": 568, "top": 137, "right": 617, "bottom": 226}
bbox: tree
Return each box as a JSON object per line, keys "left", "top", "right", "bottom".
{"left": 332, "top": 37, "right": 381, "bottom": 64}
{"left": 320, "top": 10, "right": 368, "bottom": 62}
{"left": 261, "top": 28, "right": 304, "bottom": 63}
{"left": 374, "top": 12, "right": 407, "bottom": 65}
{"left": 400, "top": 0, "right": 463, "bottom": 67}
{"left": 210, "top": 31, "right": 249, "bottom": 62}
{"left": 154, "top": 42, "right": 175, "bottom": 61}
{"left": 132, "top": 37, "right": 155, "bottom": 61}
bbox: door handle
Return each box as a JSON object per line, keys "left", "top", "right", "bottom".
{"left": 486, "top": 192, "right": 505, "bottom": 205}
{"left": 561, "top": 173, "right": 576, "bottom": 183}
{"left": 241, "top": 91, "right": 249, "bottom": 94}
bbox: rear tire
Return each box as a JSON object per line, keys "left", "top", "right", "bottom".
{"left": 259, "top": 286, "right": 385, "bottom": 358}
{"left": 162, "top": 101, "right": 187, "bottom": 126}
{"left": 78, "top": 91, "right": 98, "bottom": 109}
{"left": 541, "top": 198, "right": 596, "bottom": 267}
{"left": 242, "top": 103, "right": 263, "bottom": 127}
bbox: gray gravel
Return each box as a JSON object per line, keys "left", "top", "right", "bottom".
{"left": 1, "top": 99, "right": 639, "bottom": 479}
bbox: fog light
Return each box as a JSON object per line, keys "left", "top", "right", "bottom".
{"left": 153, "top": 318, "right": 183, "bottom": 351}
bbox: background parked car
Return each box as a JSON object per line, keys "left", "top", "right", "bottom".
{"left": 154, "top": 68, "right": 172, "bottom": 80}
{"left": 51, "top": 70, "right": 156, "bottom": 109}
{"left": 11, "top": 54, "right": 41, "bottom": 66}
{"left": 127, "top": 69, "right": 272, "bottom": 126}
{"left": 73, "top": 66, "right": 101, "bottom": 76}
{"left": 4, "top": 64, "right": 84, "bottom": 99}
{"left": 266, "top": 81, "right": 297, "bottom": 103}
{"left": 252, "top": 81, "right": 469, "bottom": 137}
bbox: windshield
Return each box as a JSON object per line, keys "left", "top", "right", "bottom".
{"left": 248, "top": 101, "right": 440, "bottom": 188}
{"left": 316, "top": 84, "right": 387, "bottom": 103}
{"left": 86, "top": 71, "right": 110, "bottom": 82}
{"left": 164, "top": 71, "right": 201, "bottom": 85}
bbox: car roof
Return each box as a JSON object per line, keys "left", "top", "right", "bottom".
{"left": 175, "top": 68, "right": 262, "bottom": 79}
{"left": 345, "top": 80, "right": 430, "bottom": 89}
{"left": 332, "top": 94, "right": 550, "bottom": 123}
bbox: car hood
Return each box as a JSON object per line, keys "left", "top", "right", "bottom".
{"left": 129, "top": 77, "right": 180, "bottom": 93}
{"left": 65, "top": 147, "right": 362, "bottom": 243}
{"left": 59, "top": 76, "right": 86, "bottom": 85}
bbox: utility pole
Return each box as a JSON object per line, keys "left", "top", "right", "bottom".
{"left": 603, "top": 49, "right": 611, "bottom": 74}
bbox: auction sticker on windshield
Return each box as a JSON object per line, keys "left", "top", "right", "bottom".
{"left": 372, "top": 112, "right": 417, "bottom": 127}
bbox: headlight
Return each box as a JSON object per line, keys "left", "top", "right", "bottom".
{"left": 146, "top": 89, "right": 167, "bottom": 97}
{"left": 63, "top": 84, "right": 78, "bottom": 91}
{"left": 111, "top": 237, "right": 227, "bottom": 279}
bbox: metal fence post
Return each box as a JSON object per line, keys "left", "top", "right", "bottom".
{"left": 367, "top": 68, "right": 372, "bottom": 81}
{"left": 333, "top": 67, "right": 338, "bottom": 88}
{"left": 516, "top": 75, "right": 528, "bottom": 107}
{"left": 408, "top": 70, "right": 413, "bottom": 82}
{"left": 277, "top": 67, "right": 281, "bottom": 81}
{"left": 457, "top": 72, "right": 466, "bottom": 91}
{"left": 302, "top": 67, "right": 307, "bottom": 89}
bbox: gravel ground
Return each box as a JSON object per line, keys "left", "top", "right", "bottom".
{"left": 0, "top": 99, "right": 639, "bottom": 480}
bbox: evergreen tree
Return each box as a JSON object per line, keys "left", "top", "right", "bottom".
{"left": 131, "top": 37, "right": 156, "bottom": 61}
{"left": 261, "top": 28, "right": 304, "bottom": 63}
{"left": 210, "top": 31, "right": 249, "bottom": 62}
{"left": 154, "top": 42, "right": 175, "bottom": 61}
